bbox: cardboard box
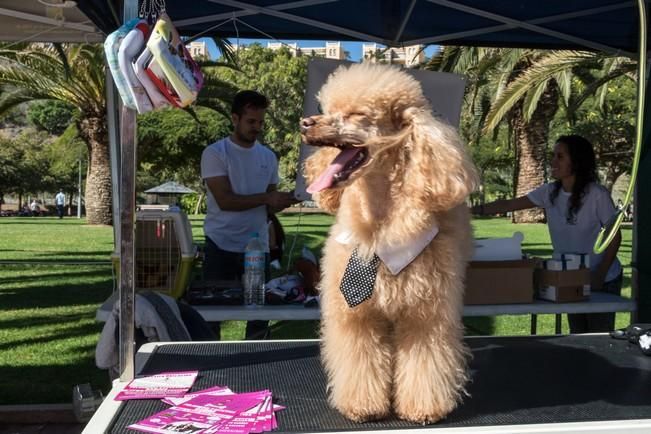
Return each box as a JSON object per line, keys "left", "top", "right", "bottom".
{"left": 465, "top": 259, "right": 537, "bottom": 305}
{"left": 535, "top": 268, "right": 591, "bottom": 302}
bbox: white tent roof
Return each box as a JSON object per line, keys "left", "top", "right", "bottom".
{"left": 0, "top": 0, "right": 103, "bottom": 43}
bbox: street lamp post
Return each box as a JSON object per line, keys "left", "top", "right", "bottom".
{"left": 77, "top": 158, "right": 82, "bottom": 218}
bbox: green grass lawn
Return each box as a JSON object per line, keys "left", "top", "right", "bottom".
{"left": 0, "top": 213, "right": 633, "bottom": 405}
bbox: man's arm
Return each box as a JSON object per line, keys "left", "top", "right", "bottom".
{"left": 205, "top": 177, "right": 296, "bottom": 212}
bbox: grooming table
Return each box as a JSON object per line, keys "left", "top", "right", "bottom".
{"left": 84, "top": 335, "right": 651, "bottom": 433}
{"left": 96, "top": 291, "right": 636, "bottom": 334}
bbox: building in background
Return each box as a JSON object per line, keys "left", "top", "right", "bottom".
{"left": 362, "top": 43, "right": 425, "bottom": 67}
{"left": 232, "top": 41, "right": 347, "bottom": 60}
{"left": 215, "top": 40, "right": 428, "bottom": 65}
{"left": 188, "top": 41, "right": 208, "bottom": 60}
{"left": 266, "top": 41, "right": 347, "bottom": 59}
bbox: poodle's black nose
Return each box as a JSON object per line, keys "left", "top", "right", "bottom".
{"left": 300, "top": 117, "right": 316, "bottom": 133}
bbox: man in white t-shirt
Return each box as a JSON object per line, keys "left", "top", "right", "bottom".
{"left": 55, "top": 190, "right": 65, "bottom": 219}
{"left": 201, "top": 90, "right": 298, "bottom": 340}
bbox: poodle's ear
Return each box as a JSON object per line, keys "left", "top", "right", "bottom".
{"left": 403, "top": 110, "right": 478, "bottom": 212}
{"left": 303, "top": 147, "right": 343, "bottom": 214}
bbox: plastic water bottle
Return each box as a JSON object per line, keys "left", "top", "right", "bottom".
{"left": 243, "top": 232, "right": 265, "bottom": 305}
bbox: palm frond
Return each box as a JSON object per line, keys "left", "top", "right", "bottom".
{"left": 0, "top": 88, "right": 49, "bottom": 116}
{"left": 552, "top": 69, "right": 572, "bottom": 106}
{"left": 0, "top": 44, "right": 105, "bottom": 114}
{"left": 522, "top": 78, "right": 551, "bottom": 121}
{"left": 52, "top": 43, "right": 72, "bottom": 80}
{"left": 568, "top": 60, "right": 635, "bottom": 113}
{"left": 209, "top": 37, "right": 237, "bottom": 64}
{"left": 484, "top": 51, "right": 594, "bottom": 132}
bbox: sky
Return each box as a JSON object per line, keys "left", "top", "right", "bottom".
{"left": 203, "top": 38, "right": 440, "bottom": 62}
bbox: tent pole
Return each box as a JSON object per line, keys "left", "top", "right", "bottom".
{"left": 630, "top": 0, "right": 649, "bottom": 323}
{"left": 107, "top": 70, "right": 120, "bottom": 247}
{"left": 636, "top": 67, "right": 651, "bottom": 322}
{"left": 118, "top": 0, "right": 139, "bottom": 382}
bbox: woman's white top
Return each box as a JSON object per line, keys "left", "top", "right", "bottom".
{"left": 527, "top": 182, "right": 622, "bottom": 282}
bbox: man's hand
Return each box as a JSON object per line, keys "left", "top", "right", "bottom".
{"left": 267, "top": 191, "right": 300, "bottom": 213}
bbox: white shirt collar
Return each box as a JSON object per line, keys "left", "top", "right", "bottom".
{"left": 335, "top": 224, "right": 439, "bottom": 275}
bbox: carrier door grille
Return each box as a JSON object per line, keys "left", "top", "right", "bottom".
{"left": 135, "top": 218, "right": 180, "bottom": 293}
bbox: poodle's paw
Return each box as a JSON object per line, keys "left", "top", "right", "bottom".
{"left": 394, "top": 398, "right": 455, "bottom": 424}
{"left": 335, "top": 401, "right": 390, "bottom": 423}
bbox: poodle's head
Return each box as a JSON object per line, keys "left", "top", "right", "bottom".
{"left": 301, "top": 63, "right": 477, "bottom": 214}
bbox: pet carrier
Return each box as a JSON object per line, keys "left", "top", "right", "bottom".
{"left": 112, "top": 209, "right": 196, "bottom": 298}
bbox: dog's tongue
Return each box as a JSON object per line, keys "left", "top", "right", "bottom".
{"left": 307, "top": 148, "right": 361, "bottom": 193}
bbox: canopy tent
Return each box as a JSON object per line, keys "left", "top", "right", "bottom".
{"left": 4, "top": 0, "right": 645, "bottom": 380}
{"left": 0, "top": 0, "right": 103, "bottom": 43}
{"left": 144, "top": 181, "right": 196, "bottom": 195}
{"left": 80, "top": 0, "right": 642, "bottom": 56}
{"left": 144, "top": 181, "right": 196, "bottom": 205}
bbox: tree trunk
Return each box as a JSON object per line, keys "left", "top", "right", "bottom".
{"left": 77, "top": 116, "right": 112, "bottom": 225}
{"left": 511, "top": 86, "right": 559, "bottom": 223}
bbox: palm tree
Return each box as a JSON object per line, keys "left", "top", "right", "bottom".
{"left": 430, "top": 47, "right": 553, "bottom": 222}
{"left": 0, "top": 43, "right": 110, "bottom": 224}
{"left": 483, "top": 50, "right": 635, "bottom": 222}
{"left": 0, "top": 40, "right": 238, "bottom": 225}
{"left": 430, "top": 47, "right": 635, "bottom": 223}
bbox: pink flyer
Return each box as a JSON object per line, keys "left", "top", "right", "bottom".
{"left": 116, "top": 371, "right": 198, "bottom": 401}
{"left": 127, "top": 386, "right": 284, "bottom": 433}
{"left": 128, "top": 409, "right": 215, "bottom": 433}
{"left": 163, "top": 386, "right": 232, "bottom": 406}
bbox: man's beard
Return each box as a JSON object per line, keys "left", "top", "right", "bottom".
{"left": 236, "top": 130, "right": 258, "bottom": 144}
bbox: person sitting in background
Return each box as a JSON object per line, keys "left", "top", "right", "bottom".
{"left": 30, "top": 200, "right": 40, "bottom": 216}
{"left": 471, "top": 135, "right": 622, "bottom": 334}
{"left": 19, "top": 204, "right": 31, "bottom": 217}
{"left": 268, "top": 212, "right": 285, "bottom": 270}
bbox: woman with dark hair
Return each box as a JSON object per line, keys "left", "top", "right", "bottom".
{"left": 471, "top": 135, "right": 622, "bottom": 333}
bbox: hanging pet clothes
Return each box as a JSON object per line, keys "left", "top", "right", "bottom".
{"left": 103, "top": 0, "right": 202, "bottom": 112}
{"left": 104, "top": 18, "right": 140, "bottom": 110}
{"left": 146, "top": 13, "right": 204, "bottom": 107}
{"left": 144, "top": 52, "right": 183, "bottom": 108}
{"left": 134, "top": 47, "right": 172, "bottom": 109}
{"left": 118, "top": 19, "right": 154, "bottom": 114}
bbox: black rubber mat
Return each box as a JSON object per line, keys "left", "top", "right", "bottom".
{"left": 108, "top": 335, "right": 651, "bottom": 433}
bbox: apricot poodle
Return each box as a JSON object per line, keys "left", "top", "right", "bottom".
{"left": 301, "top": 63, "right": 478, "bottom": 424}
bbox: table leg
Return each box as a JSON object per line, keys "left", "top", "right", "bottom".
{"left": 555, "top": 314, "right": 562, "bottom": 334}
{"left": 530, "top": 314, "right": 537, "bottom": 335}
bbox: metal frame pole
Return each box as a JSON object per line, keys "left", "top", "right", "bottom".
{"left": 118, "top": 0, "right": 139, "bottom": 382}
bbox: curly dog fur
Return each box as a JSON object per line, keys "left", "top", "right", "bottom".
{"left": 301, "top": 63, "right": 478, "bottom": 424}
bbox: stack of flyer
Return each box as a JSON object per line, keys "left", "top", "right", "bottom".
{"left": 116, "top": 371, "right": 284, "bottom": 433}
